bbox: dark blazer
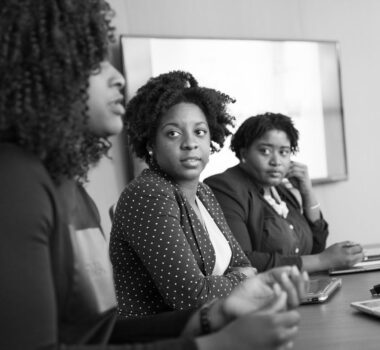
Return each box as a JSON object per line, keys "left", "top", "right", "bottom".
{"left": 204, "top": 165, "right": 329, "bottom": 272}
{"left": 110, "top": 166, "right": 251, "bottom": 318}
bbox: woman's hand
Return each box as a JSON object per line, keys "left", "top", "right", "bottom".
{"left": 182, "top": 266, "right": 307, "bottom": 337}
{"left": 286, "top": 161, "right": 321, "bottom": 222}
{"left": 286, "top": 161, "right": 313, "bottom": 195}
{"left": 257, "top": 266, "right": 309, "bottom": 310}
{"left": 202, "top": 266, "right": 307, "bottom": 333}
{"left": 229, "top": 266, "right": 257, "bottom": 278}
{"left": 221, "top": 273, "right": 287, "bottom": 319}
{"left": 196, "top": 309, "right": 300, "bottom": 350}
{"left": 319, "top": 241, "right": 364, "bottom": 269}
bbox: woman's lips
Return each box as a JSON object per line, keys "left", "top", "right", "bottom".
{"left": 181, "top": 157, "right": 201, "bottom": 167}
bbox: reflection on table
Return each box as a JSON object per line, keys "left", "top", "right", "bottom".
{"left": 294, "top": 270, "right": 380, "bottom": 349}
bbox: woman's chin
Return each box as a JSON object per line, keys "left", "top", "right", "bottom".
{"left": 266, "top": 178, "right": 284, "bottom": 187}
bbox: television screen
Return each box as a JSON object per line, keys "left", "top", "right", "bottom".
{"left": 121, "top": 36, "right": 347, "bottom": 184}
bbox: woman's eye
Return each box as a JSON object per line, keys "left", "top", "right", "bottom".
{"left": 280, "top": 149, "right": 290, "bottom": 156}
{"left": 260, "top": 148, "right": 271, "bottom": 155}
{"left": 167, "top": 130, "right": 180, "bottom": 138}
{"left": 195, "top": 129, "right": 208, "bottom": 136}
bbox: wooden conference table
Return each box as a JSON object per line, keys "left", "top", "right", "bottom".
{"left": 293, "top": 270, "right": 380, "bottom": 349}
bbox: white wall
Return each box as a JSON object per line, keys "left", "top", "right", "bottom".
{"left": 92, "top": 0, "right": 380, "bottom": 244}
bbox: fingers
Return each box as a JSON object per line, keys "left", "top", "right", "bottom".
{"left": 290, "top": 269, "right": 309, "bottom": 301}
{"left": 287, "top": 161, "right": 308, "bottom": 178}
{"left": 279, "top": 340, "right": 295, "bottom": 350}
{"left": 263, "top": 266, "right": 308, "bottom": 309}
{"left": 345, "top": 244, "right": 363, "bottom": 254}
{"left": 259, "top": 289, "right": 287, "bottom": 313}
{"left": 280, "top": 271, "right": 299, "bottom": 309}
{"left": 231, "top": 266, "right": 258, "bottom": 278}
{"left": 347, "top": 251, "right": 365, "bottom": 266}
{"left": 341, "top": 242, "right": 365, "bottom": 265}
{"left": 272, "top": 310, "right": 301, "bottom": 348}
{"left": 276, "top": 309, "right": 301, "bottom": 327}
{"left": 280, "top": 266, "right": 308, "bottom": 309}
{"left": 325, "top": 242, "right": 365, "bottom": 268}
{"left": 283, "top": 340, "right": 295, "bottom": 350}
{"left": 262, "top": 266, "right": 293, "bottom": 285}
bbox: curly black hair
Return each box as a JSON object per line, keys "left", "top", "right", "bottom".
{"left": 231, "top": 112, "right": 299, "bottom": 159}
{"left": 124, "top": 70, "right": 236, "bottom": 163}
{"left": 0, "top": 0, "right": 115, "bottom": 182}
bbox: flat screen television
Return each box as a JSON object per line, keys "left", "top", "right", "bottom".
{"left": 120, "top": 36, "right": 348, "bottom": 184}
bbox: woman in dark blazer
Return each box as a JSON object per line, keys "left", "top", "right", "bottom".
{"left": 205, "top": 113, "right": 364, "bottom": 273}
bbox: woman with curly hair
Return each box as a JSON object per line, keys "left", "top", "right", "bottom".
{"left": 205, "top": 113, "right": 364, "bottom": 272}
{"left": 0, "top": 1, "right": 307, "bottom": 349}
{"left": 109, "top": 71, "right": 288, "bottom": 318}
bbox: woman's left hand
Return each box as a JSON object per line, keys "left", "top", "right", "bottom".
{"left": 286, "top": 161, "right": 313, "bottom": 195}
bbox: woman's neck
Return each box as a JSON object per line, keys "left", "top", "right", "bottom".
{"left": 178, "top": 180, "right": 199, "bottom": 205}
{"left": 238, "top": 163, "right": 271, "bottom": 195}
{"left": 263, "top": 186, "right": 271, "bottom": 196}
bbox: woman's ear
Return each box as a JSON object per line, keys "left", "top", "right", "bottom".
{"left": 147, "top": 146, "right": 153, "bottom": 157}
{"left": 240, "top": 148, "right": 247, "bottom": 163}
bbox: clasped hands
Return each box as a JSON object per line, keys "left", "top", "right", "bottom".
{"left": 214, "top": 266, "right": 308, "bottom": 329}
{"left": 190, "top": 266, "right": 308, "bottom": 350}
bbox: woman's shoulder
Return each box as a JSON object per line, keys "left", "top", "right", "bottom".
{"left": 0, "top": 144, "right": 57, "bottom": 240}
{"left": 204, "top": 165, "right": 252, "bottom": 195}
{"left": 1, "top": 143, "right": 40, "bottom": 167}
{"left": 119, "top": 168, "right": 179, "bottom": 203}
{"left": 0, "top": 143, "right": 53, "bottom": 187}
{"left": 205, "top": 165, "right": 248, "bottom": 186}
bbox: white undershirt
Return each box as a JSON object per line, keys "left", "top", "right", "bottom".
{"left": 195, "top": 196, "right": 232, "bottom": 275}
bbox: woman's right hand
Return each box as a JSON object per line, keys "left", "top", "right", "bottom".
{"left": 320, "top": 241, "right": 364, "bottom": 269}
{"left": 196, "top": 309, "right": 300, "bottom": 350}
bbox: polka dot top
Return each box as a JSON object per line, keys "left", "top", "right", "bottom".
{"left": 110, "top": 167, "right": 251, "bottom": 318}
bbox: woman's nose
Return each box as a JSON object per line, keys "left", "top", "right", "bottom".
{"left": 110, "top": 64, "right": 125, "bottom": 89}
{"left": 269, "top": 152, "right": 281, "bottom": 165}
{"left": 181, "top": 132, "right": 198, "bottom": 149}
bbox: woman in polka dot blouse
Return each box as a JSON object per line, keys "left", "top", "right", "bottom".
{"left": 110, "top": 71, "right": 257, "bottom": 318}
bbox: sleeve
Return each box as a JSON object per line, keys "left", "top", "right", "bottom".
{"left": 112, "top": 181, "right": 246, "bottom": 310}
{"left": 244, "top": 248, "right": 303, "bottom": 271}
{"left": 111, "top": 309, "right": 196, "bottom": 343}
{"left": 205, "top": 175, "right": 303, "bottom": 272}
{"left": 0, "top": 153, "right": 59, "bottom": 349}
{"left": 68, "top": 338, "right": 198, "bottom": 350}
{"left": 308, "top": 215, "right": 329, "bottom": 254}
{"left": 280, "top": 186, "right": 329, "bottom": 256}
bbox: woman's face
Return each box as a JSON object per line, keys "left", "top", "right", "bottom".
{"left": 87, "top": 61, "right": 126, "bottom": 137}
{"left": 152, "top": 102, "right": 211, "bottom": 188}
{"left": 241, "top": 129, "right": 292, "bottom": 188}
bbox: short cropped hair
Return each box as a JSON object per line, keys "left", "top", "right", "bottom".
{"left": 230, "top": 112, "right": 299, "bottom": 159}
{"left": 124, "top": 70, "right": 236, "bottom": 163}
{"left": 0, "top": 0, "right": 115, "bottom": 182}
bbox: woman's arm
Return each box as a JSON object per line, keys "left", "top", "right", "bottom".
{"left": 112, "top": 309, "right": 196, "bottom": 343}
{"left": 0, "top": 150, "right": 58, "bottom": 349}
{"left": 286, "top": 161, "right": 321, "bottom": 223}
